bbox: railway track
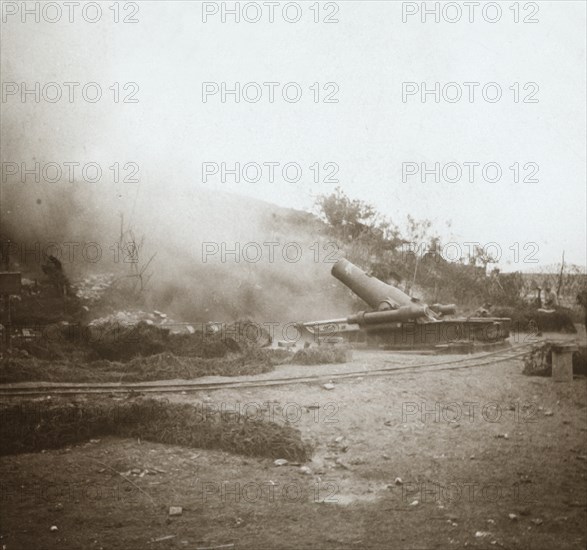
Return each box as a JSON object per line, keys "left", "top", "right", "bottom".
{"left": 0, "top": 340, "right": 545, "bottom": 398}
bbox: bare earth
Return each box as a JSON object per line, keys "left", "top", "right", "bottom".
{"left": 1, "top": 334, "right": 586, "bottom": 550}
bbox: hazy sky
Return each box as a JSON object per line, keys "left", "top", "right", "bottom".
{"left": 2, "top": 0, "right": 586, "bottom": 270}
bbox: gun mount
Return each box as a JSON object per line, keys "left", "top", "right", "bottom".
{"left": 300, "top": 258, "right": 510, "bottom": 351}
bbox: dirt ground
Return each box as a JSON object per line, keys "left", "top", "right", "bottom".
{"left": 1, "top": 333, "right": 586, "bottom": 550}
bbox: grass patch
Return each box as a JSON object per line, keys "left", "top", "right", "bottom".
{"left": 2, "top": 320, "right": 280, "bottom": 384}
{"left": 19, "top": 321, "right": 262, "bottom": 363}
{"left": 0, "top": 398, "right": 312, "bottom": 461}
{"left": 0, "top": 348, "right": 278, "bottom": 384}
{"left": 291, "top": 346, "right": 352, "bottom": 365}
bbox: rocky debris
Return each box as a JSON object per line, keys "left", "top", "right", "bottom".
{"left": 88, "top": 310, "right": 185, "bottom": 333}
{"left": 73, "top": 273, "right": 116, "bottom": 303}
{"left": 323, "top": 382, "right": 335, "bottom": 390}
{"left": 168, "top": 506, "right": 183, "bottom": 516}
{"left": 151, "top": 535, "right": 176, "bottom": 543}
{"left": 50, "top": 525, "right": 58, "bottom": 532}
{"left": 120, "top": 468, "right": 162, "bottom": 477}
{"left": 274, "top": 459, "right": 288, "bottom": 467}
{"left": 334, "top": 458, "right": 350, "bottom": 470}
{"left": 299, "top": 466, "right": 312, "bottom": 475}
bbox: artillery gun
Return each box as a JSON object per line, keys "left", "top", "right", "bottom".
{"left": 300, "top": 258, "right": 511, "bottom": 351}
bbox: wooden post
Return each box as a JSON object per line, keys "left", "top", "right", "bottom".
{"left": 3, "top": 295, "right": 10, "bottom": 349}
{"left": 0, "top": 272, "right": 22, "bottom": 350}
{"left": 551, "top": 343, "right": 577, "bottom": 382}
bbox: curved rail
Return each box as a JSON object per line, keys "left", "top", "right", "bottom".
{"left": 0, "top": 341, "right": 542, "bottom": 397}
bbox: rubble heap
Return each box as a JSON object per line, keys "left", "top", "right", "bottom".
{"left": 72, "top": 273, "right": 116, "bottom": 303}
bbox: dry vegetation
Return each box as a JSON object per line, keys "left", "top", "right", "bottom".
{"left": 0, "top": 398, "right": 312, "bottom": 461}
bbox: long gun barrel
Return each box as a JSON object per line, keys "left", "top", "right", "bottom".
{"left": 331, "top": 258, "right": 413, "bottom": 310}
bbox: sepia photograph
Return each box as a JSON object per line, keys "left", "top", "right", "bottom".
{"left": 1, "top": 1, "right": 586, "bottom": 548}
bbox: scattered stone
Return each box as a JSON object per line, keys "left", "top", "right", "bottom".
{"left": 382, "top": 454, "right": 391, "bottom": 460}
{"left": 531, "top": 518, "right": 543, "bottom": 526}
{"left": 335, "top": 458, "right": 350, "bottom": 470}
{"left": 394, "top": 477, "right": 403, "bottom": 485}
{"left": 544, "top": 410, "right": 554, "bottom": 416}
{"left": 323, "top": 383, "right": 335, "bottom": 390}
{"left": 509, "top": 513, "right": 518, "bottom": 520}
{"left": 410, "top": 500, "right": 419, "bottom": 506}
{"left": 168, "top": 506, "right": 183, "bottom": 516}
{"left": 50, "top": 526, "right": 58, "bottom": 532}
{"left": 274, "top": 459, "right": 288, "bottom": 467}
{"left": 299, "top": 466, "right": 312, "bottom": 475}
{"left": 334, "top": 436, "right": 344, "bottom": 443}
{"left": 475, "top": 531, "right": 491, "bottom": 538}
{"left": 153, "top": 535, "right": 176, "bottom": 542}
